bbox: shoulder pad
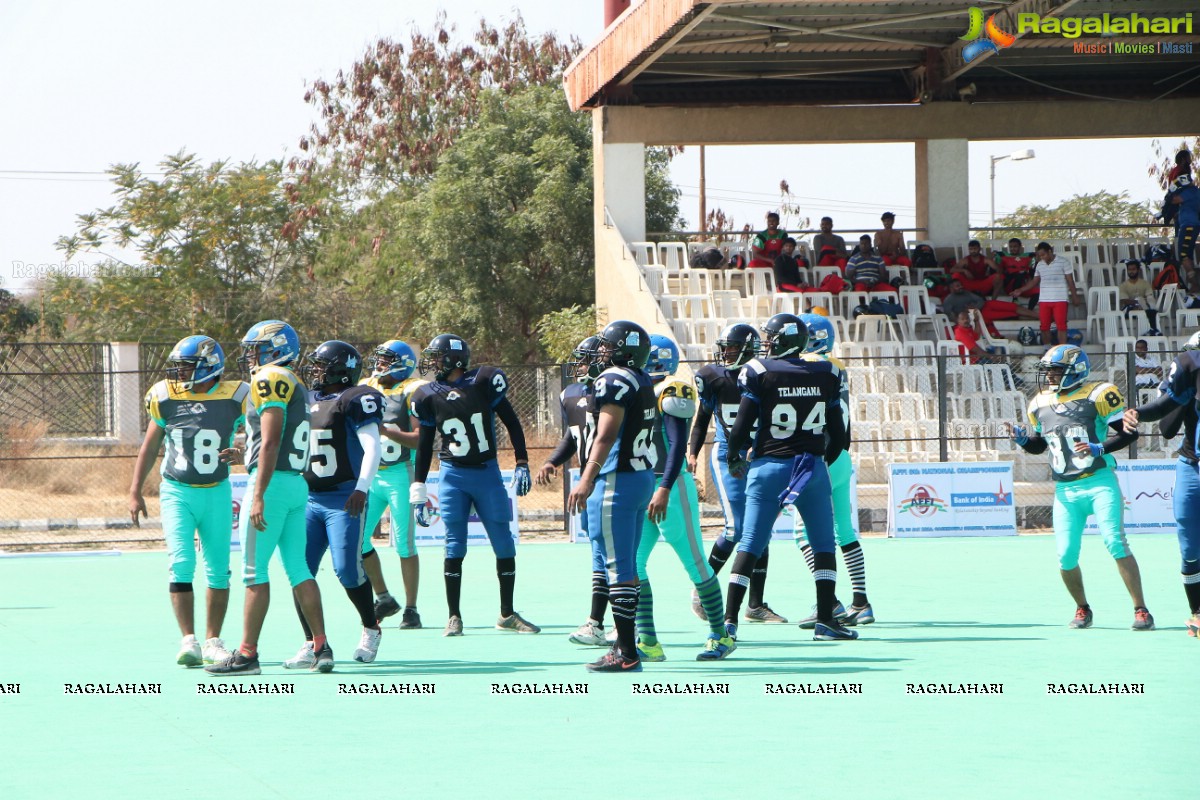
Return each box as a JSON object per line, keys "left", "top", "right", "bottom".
{"left": 232, "top": 382, "right": 251, "bottom": 402}
{"left": 148, "top": 381, "right": 170, "bottom": 403}
{"left": 743, "top": 358, "right": 767, "bottom": 375}
{"left": 826, "top": 355, "right": 846, "bottom": 371}
{"left": 656, "top": 378, "right": 697, "bottom": 418}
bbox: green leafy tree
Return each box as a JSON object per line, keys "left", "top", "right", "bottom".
{"left": 536, "top": 304, "right": 600, "bottom": 362}
{"left": 0, "top": 288, "right": 38, "bottom": 341}
{"left": 988, "top": 191, "right": 1155, "bottom": 242}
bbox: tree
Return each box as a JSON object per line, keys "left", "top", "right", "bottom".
{"left": 536, "top": 304, "right": 600, "bottom": 362}
{"left": 1149, "top": 137, "right": 1199, "bottom": 190}
{"left": 0, "top": 288, "right": 37, "bottom": 341}
{"left": 988, "top": 191, "right": 1156, "bottom": 242}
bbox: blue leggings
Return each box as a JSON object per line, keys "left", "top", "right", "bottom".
{"left": 439, "top": 461, "right": 516, "bottom": 560}
{"left": 587, "top": 470, "right": 655, "bottom": 584}
{"left": 740, "top": 455, "right": 834, "bottom": 559}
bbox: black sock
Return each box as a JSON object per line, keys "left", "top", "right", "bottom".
{"left": 294, "top": 593, "right": 313, "bottom": 641}
{"left": 345, "top": 580, "right": 377, "bottom": 628}
{"left": 1184, "top": 566, "right": 1200, "bottom": 613}
{"left": 814, "top": 551, "right": 838, "bottom": 622}
{"left": 748, "top": 546, "right": 769, "bottom": 608}
{"left": 590, "top": 570, "right": 610, "bottom": 623}
{"left": 708, "top": 536, "right": 735, "bottom": 575}
{"left": 610, "top": 584, "right": 639, "bottom": 660}
{"left": 497, "top": 557, "right": 516, "bottom": 618}
{"left": 724, "top": 551, "right": 757, "bottom": 623}
{"left": 444, "top": 557, "right": 464, "bottom": 619}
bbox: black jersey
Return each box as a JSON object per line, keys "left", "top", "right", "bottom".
{"left": 412, "top": 365, "right": 509, "bottom": 466}
{"left": 738, "top": 355, "right": 842, "bottom": 459}
{"left": 695, "top": 363, "right": 755, "bottom": 452}
{"left": 1160, "top": 350, "right": 1200, "bottom": 460}
{"left": 560, "top": 381, "right": 595, "bottom": 467}
{"left": 304, "top": 384, "right": 384, "bottom": 492}
{"left": 592, "top": 365, "right": 658, "bottom": 474}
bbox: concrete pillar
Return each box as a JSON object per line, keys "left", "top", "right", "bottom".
{"left": 914, "top": 139, "right": 969, "bottom": 249}
{"left": 106, "top": 342, "right": 142, "bottom": 444}
{"left": 593, "top": 111, "right": 646, "bottom": 242}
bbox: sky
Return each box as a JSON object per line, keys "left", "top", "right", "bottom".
{"left": 0, "top": 0, "right": 1185, "bottom": 293}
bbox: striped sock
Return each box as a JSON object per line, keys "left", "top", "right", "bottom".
{"left": 840, "top": 542, "right": 868, "bottom": 606}
{"left": 799, "top": 542, "right": 816, "bottom": 574}
{"left": 610, "top": 584, "right": 639, "bottom": 660}
{"left": 695, "top": 575, "right": 726, "bottom": 637}
{"left": 590, "top": 571, "right": 610, "bottom": 622}
{"left": 635, "top": 580, "right": 657, "bottom": 645}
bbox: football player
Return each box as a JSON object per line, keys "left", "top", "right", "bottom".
{"left": 566, "top": 320, "right": 658, "bottom": 672}
{"left": 285, "top": 341, "right": 387, "bottom": 665}
{"left": 1008, "top": 345, "right": 1152, "bottom": 630}
{"left": 206, "top": 320, "right": 332, "bottom": 676}
{"left": 687, "top": 323, "right": 785, "bottom": 624}
{"left": 794, "top": 314, "right": 872, "bottom": 627}
{"left": 537, "top": 335, "right": 610, "bottom": 647}
{"left": 360, "top": 339, "right": 424, "bottom": 630}
{"left": 130, "top": 335, "right": 247, "bottom": 667}
{"left": 724, "top": 313, "right": 853, "bottom": 643}
{"left": 409, "top": 334, "right": 538, "bottom": 636}
{"left": 1123, "top": 331, "right": 1200, "bottom": 634}
{"left": 636, "top": 334, "right": 736, "bottom": 662}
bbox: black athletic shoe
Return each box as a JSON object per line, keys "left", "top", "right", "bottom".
{"left": 374, "top": 595, "right": 401, "bottom": 621}
{"left": 399, "top": 607, "right": 423, "bottom": 629}
{"left": 204, "top": 651, "right": 261, "bottom": 676}
{"left": 313, "top": 643, "right": 335, "bottom": 673}
{"left": 586, "top": 646, "right": 642, "bottom": 673}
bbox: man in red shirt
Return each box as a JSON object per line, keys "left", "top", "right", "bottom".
{"left": 749, "top": 212, "right": 787, "bottom": 269}
{"left": 995, "top": 237, "right": 1037, "bottom": 302}
{"left": 952, "top": 310, "right": 992, "bottom": 364}
{"left": 952, "top": 240, "right": 1002, "bottom": 297}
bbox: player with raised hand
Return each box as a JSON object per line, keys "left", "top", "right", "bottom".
{"left": 130, "top": 335, "right": 248, "bottom": 667}
{"left": 538, "top": 335, "right": 611, "bottom": 647}
{"left": 687, "top": 323, "right": 786, "bottom": 625}
{"left": 566, "top": 320, "right": 658, "bottom": 672}
{"left": 793, "top": 313, "right": 872, "bottom": 627}
{"left": 207, "top": 320, "right": 332, "bottom": 676}
{"left": 634, "top": 334, "right": 736, "bottom": 662}
{"left": 723, "top": 313, "right": 852, "bottom": 644}
{"left": 1122, "top": 331, "right": 1200, "bottom": 635}
{"left": 360, "top": 339, "right": 424, "bottom": 630}
{"left": 409, "top": 334, "right": 538, "bottom": 637}
{"left": 1008, "top": 345, "right": 1152, "bottom": 631}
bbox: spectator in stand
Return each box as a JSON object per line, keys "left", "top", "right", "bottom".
{"left": 846, "top": 236, "right": 896, "bottom": 294}
{"left": 1133, "top": 339, "right": 1164, "bottom": 388}
{"left": 942, "top": 278, "right": 1039, "bottom": 334}
{"left": 951, "top": 240, "right": 1002, "bottom": 298}
{"left": 1119, "top": 260, "right": 1161, "bottom": 336}
{"left": 996, "top": 238, "right": 1037, "bottom": 303}
{"left": 1171, "top": 174, "right": 1199, "bottom": 272}
{"left": 748, "top": 212, "right": 787, "bottom": 269}
{"left": 812, "top": 216, "right": 849, "bottom": 270}
{"left": 952, "top": 309, "right": 994, "bottom": 364}
{"left": 1012, "top": 242, "right": 1082, "bottom": 347}
{"left": 1169, "top": 149, "right": 1193, "bottom": 184}
{"left": 773, "top": 238, "right": 810, "bottom": 293}
{"left": 873, "top": 212, "right": 912, "bottom": 268}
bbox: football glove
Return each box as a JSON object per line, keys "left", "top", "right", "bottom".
{"left": 1011, "top": 426, "right": 1030, "bottom": 446}
{"left": 727, "top": 456, "right": 751, "bottom": 480}
{"left": 510, "top": 464, "right": 532, "bottom": 497}
{"left": 1079, "top": 441, "right": 1104, "bottom": 458}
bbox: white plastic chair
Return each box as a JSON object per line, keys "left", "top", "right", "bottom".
{"left": 658, "top": 242, "right": 687, "bottom": 270}
{"left": 630, "top": 242, "right": 659, "bottom": 267}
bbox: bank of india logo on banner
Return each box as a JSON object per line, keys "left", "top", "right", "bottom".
{"left": 887, "top": 463, "right": 1016, "bottom": 538}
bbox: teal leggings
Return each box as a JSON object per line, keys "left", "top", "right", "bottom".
{"left": 636, "top": 472, "right": 713, "bottom": 585}
{"left": 160, "top": 478, "right": 232, "bottom": 589}
{"left": 1053, "top": 469, "right": 1130, "bottom": 570}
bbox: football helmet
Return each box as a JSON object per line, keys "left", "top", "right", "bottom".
{"left": 1037, "top": 345, "right": 1090, "bottom": 393}
{"left": 568, "top": 335, "right": 602, "bottom": 384}
{"left": 761, "top": 313, "right": 809, "bottom": 359}
{"left": 239, "top": 320, "right": 300, "bottom": 375}
{"left": 714, "top": 322, "right": 760, "bottom": 368}
{"left": 420, "top": 334, "right": 471, "bottom": 380}
{"left": 596, "top": 320, "right": 651, "bottom": 370}
{"left": 165, "top": 335, "right": 224, "bottom": 393}
{"left": 369, "top": 339, "right": 417, "bottom": 382}
{"left": 301, "top": 340, "right": 363, "bottom": 392}
{"left": 645, "top": 334, "right": 681, "bottom": 381}
{"left": 799, "top": 313, "right": 835, "bottom": 355}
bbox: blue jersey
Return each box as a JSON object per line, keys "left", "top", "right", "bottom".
{"left": 1161, "top": 350, "right": 1200, "bottom": 460}
{"left": 695, "top": 363, "right": 755, "bottom": 452}
{"left": 738, "top": 355, "right": 842, "bottom": 459}
{"left": 304, "top": 384, "right": 384, "bottom": 492}
{"left": 411, "top": 365, "right": 509, "bottom": 467}
{"left": 592, "top": 365, "right": 657, "bottom": 474}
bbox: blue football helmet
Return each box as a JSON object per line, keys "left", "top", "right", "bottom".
{"left": 799, "top": 313, "right": 835, "bottom": 355}
{"left": 369, "top": 339, "right": 417, "bottom": 382}
{"left": 166, "top": 335, "right": 224, "bottom": 392}
{"left": 761, "top": 313, "right": 809, "bottom": 359}
{"left": 568, "top": 335, "right": 602, "bottom": 384}
{"left": 239, "top": 320, "right": 301, "bottom": 375}
{"left": 1037, "top": 345, "right": 1090, "bottom": 393}
{"left": 645, "top": 334, "right": 680, "bottom": 382}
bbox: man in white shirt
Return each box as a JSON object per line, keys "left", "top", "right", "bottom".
{"left": 1012, "top": 242, "right": 1082, "bottom": 346}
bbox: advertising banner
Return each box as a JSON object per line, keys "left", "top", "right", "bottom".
{"left": 888, "top": 462, "right": 1016, "bottom": 537}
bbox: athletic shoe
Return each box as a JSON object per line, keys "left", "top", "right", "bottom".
{"left": 1186, "top": 614, "right": 1200, "bottom": 638}
{"left": 496, "top": 612, "right": 541, "bottom": 634}
{"left": 374, "top": 594, "right": 401, "bottom": 622}
{"left": 695, "top": 633, "right": 737, "bottom": 661}
{"left": 1131, "top": 608, "right": 1155, "bottom": 631}
{"left": 1146, "top": 328, "right": 1162, "bottom": 337}
{"left": 202, "top": 637, "right": 233, "bottom": 665}
{"left": 636, "top": 641, "right": 666, "bottom": 662}
{"left": 204, "top": 651, "right": 261, "bottom": 676}
{"left": 353, "top": 627, "right": 382, "bottom": 663}
{"left": 1068, "top": 606, "right": 1093, "bottom": 629}
{"left": 843, "top": 604, "right": 875, "bottom": 626}
{"left": 313, "top": 643, "right": 335, "bottom": 673}
{"left": 605, "top": 626, "right": 618, "bottom": 644}
{"left": 283, "top": 642, "right": 316, "bottom": 669}
{"left": 744, "top": 604, "right": 788, "bottom": 623}
{"left": 176, "top": 635, "right": 202, "bottom": 667}
{"left": 444, "top": 615, "right": 464, "bottom": 637}
{"left": 399, "top": 607, "right": 422, "bottom": 630}
{"left": 797, "top": 601, "right": 847, "bottom": 630}
{"left": 813, "top": 620, "right": 859, "bottom": 641}
{"left": 690, "top": 588, "right": 706, "bottom": 620}
{"left": 724, "top": 622, "right": 738, "bottom": 642}
{"left": 585, "top": 646, "right": 642, "bottom": 673}
{"left": 568, "top": 620, "right": 607, "bottom": 647}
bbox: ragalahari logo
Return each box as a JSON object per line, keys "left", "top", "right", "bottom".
{"left": 961, "top": 7, "right": 1016, "bottom": 62}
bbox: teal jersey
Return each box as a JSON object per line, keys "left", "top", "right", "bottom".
{"left": 146, "top": 379, "right": 249, "bottom": 485}
{"left": 245, "top": 364, "right": 310, "bottom": 474}
{"left": 1027, "top": 381, "right": 1125, "bottom": 481}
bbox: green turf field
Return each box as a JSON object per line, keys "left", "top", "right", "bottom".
{"left": 0, "top": 535, "right": 1192, "bottom": 799}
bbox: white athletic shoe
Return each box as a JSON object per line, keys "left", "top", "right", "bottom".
{"left": 568, "top": 620, "right": 608, "bottom": 647}
{"left": 202, "top": 637, "right": 233, "bottom": 665}
{"left": 283, "top": 641, "right": 316, "bottom": 669}
{"left": 353, "top": 627, "right": 382, "bottom": 663}
{"left": 605, "top": 625, "right": 618, "bottom": 644}
{"left": 176, "top": 634, "right": 202, "bottom": 667}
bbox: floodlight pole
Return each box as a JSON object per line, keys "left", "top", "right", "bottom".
{"left": 989, "top": 149, "right": 1035, "bottom": 229}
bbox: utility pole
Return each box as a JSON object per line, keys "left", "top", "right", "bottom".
{"left": 699, "top": 145, "right": 707, "bottom": 234}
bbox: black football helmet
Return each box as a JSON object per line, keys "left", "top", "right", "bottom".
{"left": 597, "top": 320, "right": 651, "bottom": 370}
{"left": 301, "top": 340, "right": 363, "bottom": 392}
{"left": 568, "top": 335, "right": 603, "bottom": 384}
{"left": 761, "top": 313, "right": 809, "bottom": 358}
{"left": 420, "top": 334, "right": 471, "bottom": 380}
{"left": 715, "top": 322, "right": 761, "bottom": 368}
